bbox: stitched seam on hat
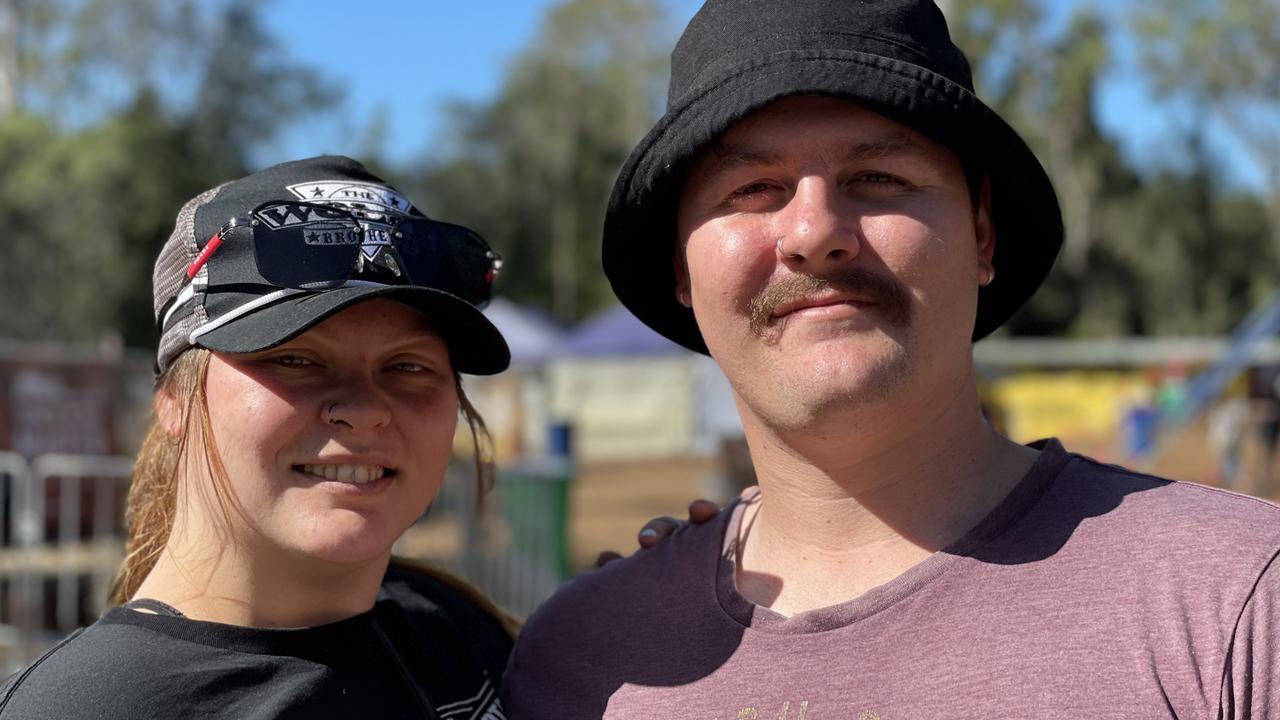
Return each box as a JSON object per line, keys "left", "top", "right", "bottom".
{"left": 686, "top": 30, "right": 957, "bottom": 92}
{"left": 638, "top": 52, "right": 973, "bottom": 185}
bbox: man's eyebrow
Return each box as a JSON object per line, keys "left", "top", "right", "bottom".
{"left": 705, "top": 144, "right": 785, "bottom": 175}
{"left": 703, "top": 135, "right": 932, "bottom": 176}
{"left": 840, "top": 136, "right": 932, "bottom": 163}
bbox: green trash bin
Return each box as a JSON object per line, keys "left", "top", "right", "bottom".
{"left": 499, "top": 456, "right": 573, "bottom": 580}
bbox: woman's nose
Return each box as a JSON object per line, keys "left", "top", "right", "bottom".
{"left": 322, "top": 379, "right": 392, "bottom": 432}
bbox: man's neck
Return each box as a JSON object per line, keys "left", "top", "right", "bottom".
{"left": 133, "top": 525, "right": 388, "bottom": 628}
{"left": 735, "top": 383, "right": 1039, "bottom": 616}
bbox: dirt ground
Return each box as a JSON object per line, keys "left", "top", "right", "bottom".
{"left": 567, "top": 456, "right": 721, "bottom": 571}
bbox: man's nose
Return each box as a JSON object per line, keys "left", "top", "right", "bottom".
{"left": 775, "top": 177, "right": 860, "bottom": 269}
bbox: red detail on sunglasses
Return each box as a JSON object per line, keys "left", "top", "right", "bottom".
{"left": 187, "top": 232, "right": 224, "bottom": 279}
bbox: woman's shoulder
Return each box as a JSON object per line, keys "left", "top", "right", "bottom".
{"left": 0, "top": 610, "right": 187, "bottom": 719}
{"left": 382, "top": 557, "right": 521, "bottom": 634}
{"left": 380, "top": 558, "right": 518, "bottom": 677}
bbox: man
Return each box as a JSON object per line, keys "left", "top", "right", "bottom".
{"left": 501, "top": 0, "right": 1280, "bottom": 716}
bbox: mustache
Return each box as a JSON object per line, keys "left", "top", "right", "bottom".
{"left": 747, "top": 268, "right": 911, "bottom": 336}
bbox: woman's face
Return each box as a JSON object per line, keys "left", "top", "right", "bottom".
{"left": 201, "top": 299, "right": 459, "bottom": 569}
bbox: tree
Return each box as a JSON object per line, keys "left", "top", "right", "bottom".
{"left": 948, "top": 0, "right": 1276, "bottom": 337}
{"left": 1133, "top": 0, "right": 1280, "bottom": 268}
{"left": 412, "top": 0, "right": 670, "bottom": 324}
{"left": 0, "top": 0, "right": 200, "bottom": 118}
{"left": 0, "top": 1, "right": 337, "bottom": 345}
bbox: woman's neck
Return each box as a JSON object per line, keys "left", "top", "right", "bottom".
{"left": 132, "top": 528, "right": 388, "bottom": 628}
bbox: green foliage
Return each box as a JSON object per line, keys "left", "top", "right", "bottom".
{"left": 0, "top": 0, "right": 201, "bottom": 117}
{"left": 0, "top": 1, "right": 337, "bottom": 345}
{"left": 1132, "top": 0, "right": 1280, "bottom": 261}
{"left": 409, "top": 0, "right": 670, "bottom": 324}
{"left": 949, "top": 0, "right": 1277, "bottom": 337}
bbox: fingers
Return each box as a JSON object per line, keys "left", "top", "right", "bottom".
{"left": 622, "top": 499, "right": 729, "bottom": 566}
{"left": 687, "top": 499, "right": 719, "bottom": 525}
{"left": 638, "top": 517, "right": 682, "bottom": 548}
{"left": 595, "top": 550, "right": 623, "bottom": 568}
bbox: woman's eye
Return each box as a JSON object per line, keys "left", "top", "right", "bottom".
{"left": 274, "top": 355, "right": 313, "bottom": 367}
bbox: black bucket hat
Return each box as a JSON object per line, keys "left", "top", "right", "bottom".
{"left": 603, "top": 0, "right": 1063, "bottom": 353}
{"left": 153, "top": 155, "right": 510, "bottom": 375}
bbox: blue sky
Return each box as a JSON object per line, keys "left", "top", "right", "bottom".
{"left": 260, "top": 0, "right": 702, "bottom": 164}
{"left": 260, "top": 0, "right": 1261, "bottom": 189}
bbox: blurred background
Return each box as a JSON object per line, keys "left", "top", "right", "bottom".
{"left": 0, "top": 0, "right": 1277, "bottom": 668}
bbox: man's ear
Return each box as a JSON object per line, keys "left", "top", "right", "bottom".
{"left": 154, "top": 384, "right": 185, "bottom": 438}
{"left": 974, "top": 176, "right": 996, "bottom": 286}
{"left": 674, "top": 244, "right": 692, "bottom": 308}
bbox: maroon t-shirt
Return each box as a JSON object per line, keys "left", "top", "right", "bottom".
{"left": 502, "top": 440, "right": 1280, "bottom": 718}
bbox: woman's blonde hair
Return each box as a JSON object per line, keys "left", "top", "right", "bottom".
{"left": 108, "top": 347, "right": 494, "bottom": 605}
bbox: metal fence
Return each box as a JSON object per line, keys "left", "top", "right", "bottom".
{"left": 0, "top": 452, "right": 134, "bottom": 672}
{"left": 0, "top": 452, "right": 570, "bottom": 674}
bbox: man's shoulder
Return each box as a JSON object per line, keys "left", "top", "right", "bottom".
{"left": 525, "top": 506, "right": 730, "bottom": 632}
{"left": 503, "top": 510, "right": 741, "bottom": 715}
{"left": 508, "top": 508, "right": 730, "bottom": 663}
{"left": 1048, "top": 444, "right": 1280, "bottom": 564}
{"left": 1059, "top": 447, "right": 1280, "bottom": 524}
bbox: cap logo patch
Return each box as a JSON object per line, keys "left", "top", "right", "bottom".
{"left": 286, "top": 180, "right": 415, "bottom": 261}
{"left": 252, "top": 202, "right": 362, "bottom": 246}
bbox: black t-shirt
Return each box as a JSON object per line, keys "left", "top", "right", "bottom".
{"left": 0, "top": 563, "right": 513, "bottom": 719}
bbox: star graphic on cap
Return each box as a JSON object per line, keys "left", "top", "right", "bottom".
{"left": 311, "top": 186, "right": 324, "bottom": 198}
{"left": 358, "top": 223, "right": 392, "bottom": 262}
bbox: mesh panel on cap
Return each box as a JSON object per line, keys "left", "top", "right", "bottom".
{"left": 154, "top": 183, "right": 226, "bottom": 374}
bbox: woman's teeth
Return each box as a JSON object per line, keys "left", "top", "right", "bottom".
{"left": 298, "top": 464, "right": 387, "bottom": 485}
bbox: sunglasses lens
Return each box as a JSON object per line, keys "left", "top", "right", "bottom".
{"left": 394, "top": 219, "right": 497, "bottom": 305}
{"left": 250, "top": 203, "right": 362, "bottom": 289}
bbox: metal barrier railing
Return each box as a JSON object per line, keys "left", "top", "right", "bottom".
{"left": 0, "top": 452, "right": 134, "bottom": 671}
{"left": 0, "top": 452, "right": 571, "bottom": 672}
{"left": 394, "top": 458, "right": 569, "bottom": 618}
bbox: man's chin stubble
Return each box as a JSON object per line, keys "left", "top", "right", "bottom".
{"left": 741, "top": 342, "right": 914, "bottom": 434}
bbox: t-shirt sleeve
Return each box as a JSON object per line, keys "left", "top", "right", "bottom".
{"left": 499, "top": 611, "right": 563, "bottom": 720}
{"left": 1223, "top": 550, "right": 1280, "bottom": 717}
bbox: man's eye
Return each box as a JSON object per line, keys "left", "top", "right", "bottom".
{"left": 274, "top": 356, "right": 313, "bottom": 367}
{"left": 389, "top": 361, "right": 426, "bottom": 373}
{"left": 731, "top": 182, "right": 774, "bottom": 197}
{"left": 857, "top": 172, "right": 906, "bottom": 186}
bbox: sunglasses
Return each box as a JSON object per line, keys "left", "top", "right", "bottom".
{"left": 188, "top": 201, "right": 501, "bottom": 307}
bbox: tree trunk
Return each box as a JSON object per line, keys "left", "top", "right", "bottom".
{"left": 549, "top": 65, "right": 580, "bottom": 324}
{"left": 0, "top": 0, "right": 20, "bottom": 115}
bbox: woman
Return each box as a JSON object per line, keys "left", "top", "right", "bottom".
{"left": 0, "top": 156, "right": 521, "bottom": 719}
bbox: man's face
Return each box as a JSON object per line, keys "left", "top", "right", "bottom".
{"left": 675, "top": 95, "right": 994, "bottom": 432}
